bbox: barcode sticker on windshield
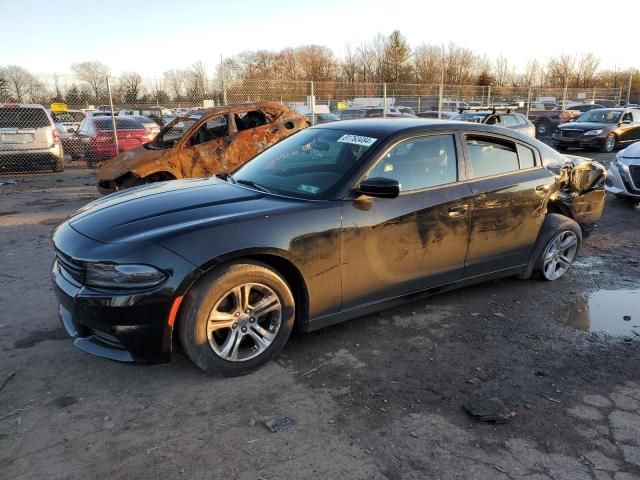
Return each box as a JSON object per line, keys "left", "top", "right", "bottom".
{"left": 297, "top": 184, "right": 320, "bottom": 194}
{"left": 337, "top": 134, "right": 377, "bottom": 147}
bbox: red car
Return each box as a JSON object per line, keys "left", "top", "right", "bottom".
{"left": 75, "top": 117, "right": 154, "bottom": 167}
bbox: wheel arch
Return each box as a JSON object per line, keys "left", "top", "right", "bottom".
{"left": 170, "top": 248, "right": 310, "bottom": 352}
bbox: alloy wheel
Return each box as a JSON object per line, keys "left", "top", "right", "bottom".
{"left": 605, "top": 134, "right": 616, "bottom": 152}
{"left": 206, "top": 283, "right": 282, "bottom": 362}
{"left": 542, "top": 231, "right": 578, "bottom": 280}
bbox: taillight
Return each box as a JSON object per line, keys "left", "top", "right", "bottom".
{"left": 52, "top": 129, "right": 60, "bottom": 143}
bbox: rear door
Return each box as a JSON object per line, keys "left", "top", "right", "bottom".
{"left": 462, "top": 134, "right": 554, "bottom": 277}
{"left": 341, "top": 132, "right": 473, "bottom": 309}
{"left": 178, "top": 113, "right": 236, "bottom": 177}
{"left": 230, "top": 108, "right": 283, "bottom": 168}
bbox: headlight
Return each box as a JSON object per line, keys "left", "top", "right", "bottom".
{"left": 85, "top": 263, "right": 167, "bottom": 289}
{"left": 584, "top": 129, "right": 603, "bottom": 136}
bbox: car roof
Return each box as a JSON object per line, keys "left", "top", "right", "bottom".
{"left": 311, "top": 118, "right": 534, "bottom": 142}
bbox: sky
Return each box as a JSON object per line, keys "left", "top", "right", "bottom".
{"left": 1, "top": 0, "right": 639, "bottom": 77}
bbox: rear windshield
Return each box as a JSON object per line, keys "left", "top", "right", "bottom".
{"left": 0, "top": 107, "right": 50, "bottom": 128}
{"left": 95, "top": 118, "right": 142, "bottom": 130}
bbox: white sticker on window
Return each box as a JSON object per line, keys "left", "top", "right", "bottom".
{"left": 297, "top": 184, "right": 320, "bottom": 194}
{"left": 337, "top": 134, "right": 377, "bottom": 147}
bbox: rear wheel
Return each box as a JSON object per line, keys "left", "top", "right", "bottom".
{"left": 536, "top": 120, "right": 551, "bottom": 136}
{"left": 178, "top": 261, "right": 295, "bottom": 376}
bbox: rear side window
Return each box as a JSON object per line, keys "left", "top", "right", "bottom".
{"left": 95, "top": 118, "right": 142, "bottom": 130}
{"left": 0, "top": 107, "right": 50, "bottom": 128}
{"left": 516, "top": 114, "right": 530, "bottom": 125}
{"left": 517, "top": 144, "right": 536, "bottom": 169}
{"left": 466, "top": 136, "right": 519, "bottom": 178}
{"left": 502, "top": 115, "right": 519, "bottom": 127}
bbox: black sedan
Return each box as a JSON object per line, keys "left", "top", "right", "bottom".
{"left": 52, "top": 119, "right": 606, "bottom": 376}
{"left": 552, "top": 108, "right": 640, "bottom": 152}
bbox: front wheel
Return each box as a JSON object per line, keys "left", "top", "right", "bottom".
{"left": 601, "top": 133, "right": 617, "bottom": 153}
{"left": 178, "top": 261, "right": 295, "bottom": 376}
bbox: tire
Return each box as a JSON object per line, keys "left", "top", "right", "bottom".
{"left": 178, "top": 261, "right": 295, "bottom": 376}
{"left": 519, "top": 214, "right": 582, "bottom": 281}
{"left": 536, "top": 120, "right": 551, "bottom": 136}
{"left": 601, "top": 133, "right": 617, "bottom": 153}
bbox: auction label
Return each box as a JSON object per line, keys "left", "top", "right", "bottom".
{"left": 337, "top": 134, "right": 377, "bottom": 147}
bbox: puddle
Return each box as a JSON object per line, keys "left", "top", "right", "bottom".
{"left": 567, "top": 290, "right": 640, "bottom": 338}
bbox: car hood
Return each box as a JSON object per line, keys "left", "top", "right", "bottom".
{"left": 558, "top": 122, "right": 614, "bottom": 131}
{"left": 618, "top": 141, "right": 640, "bottom": 160}
{"left": 67, "top": 177, "right": 275, "bottom": 244}
{"left": 97, "top": 146, "right": 170, "bottom": 181}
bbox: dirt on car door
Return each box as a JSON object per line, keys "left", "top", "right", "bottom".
{"left": 341, "top": 133, "right": 473, "bottom": 309}
{"left": 462, "top": 134, "right": 554, "bottom": 277}
{"left": 178, "top": 113, "right": 237, "bottom": 177}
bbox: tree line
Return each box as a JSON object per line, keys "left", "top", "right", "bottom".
{"left": 1, "top": 30, "right": 638, "bottom": 105}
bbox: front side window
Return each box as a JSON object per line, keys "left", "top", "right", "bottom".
{"left": 466, "top": 136, "right": 519, "bottom": 178}
{"left": 367, "top": 134, "right": 457, "bottom": 191}
{"left": 189, "top": 115, "right": 228, "bottom": 146}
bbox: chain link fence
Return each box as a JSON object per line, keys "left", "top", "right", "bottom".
{"left": 0, "top": 74, "right": 633, "bottom": 175}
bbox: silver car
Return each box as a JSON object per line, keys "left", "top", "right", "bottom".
{"left": 605, "top": 142, "right": 640, "bottom": 202}
{"left": 452, "top": 110, "right": 536, "bottom": 138}
{"left": 0, "top": 103, "right": 64, "bottom": 172}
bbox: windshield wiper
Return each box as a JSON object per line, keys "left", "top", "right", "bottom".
{"left": 235, "top": 179, "right": 272, "bottom": 193}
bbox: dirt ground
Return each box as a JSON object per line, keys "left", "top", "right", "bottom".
{"left": 1, "top": 150, "right": 639, "bottom": 480}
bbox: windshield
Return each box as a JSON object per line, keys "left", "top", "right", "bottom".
{"left": 452, "top": 113, "right": 489, "bottom": 123}
{"left": 149, "top": 116, "right": 198, "bottom": 149}
{"left": 576, "top": 109, "right": 621, "bottom": 123}
{"left": 232, "top": 128, "right": 378, "bottom": 199}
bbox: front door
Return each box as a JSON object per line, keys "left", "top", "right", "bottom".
{"left": 341, "top": 133, "right": 473, "bottom": 309}
{"left": 178, "top": 113, "right": 236, "bottom": 177}
{"left": 462, "top": 135, "right": 554, "bottom": 277}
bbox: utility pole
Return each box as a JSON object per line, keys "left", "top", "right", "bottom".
{"left": 220, "top": 55, "right": 227, "bottom": 105}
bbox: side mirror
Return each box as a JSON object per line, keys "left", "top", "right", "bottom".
{"left": 357, "top": 177, "right": 400, "bottom": 199}
{"left": 622, "top": 119, "right": 632, "bottom": 125}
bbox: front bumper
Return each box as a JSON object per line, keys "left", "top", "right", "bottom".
{"left": 605, "top": 162, "right": 640, "bottom": 199}
{"left": 551, "top": 133, "right": 606, "bottom": 149}
{"left": 51, "top": 222, "right": 198, "bottom": 364}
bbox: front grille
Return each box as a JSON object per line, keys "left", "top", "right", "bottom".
{"left": 92, "top": 330, "right": 126, "bottom": 349}
{"left": 630, "top": 165, "right": 640, "bottom": 189}
{"left": 56, "top": 250, "right": 85, "bottom": 285}
{"left": 561, "top": 129, "right": 583, "bottom": 139}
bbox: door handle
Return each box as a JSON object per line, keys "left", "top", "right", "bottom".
{"left": 535, "top": 185, "right": 550, "bottom": 193}
{"left": 448, "top": 205, "right": 468, "bottom": 217}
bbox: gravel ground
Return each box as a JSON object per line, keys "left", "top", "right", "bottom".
{"left": 1, "top": 149, "right": 639, "bottom": 480}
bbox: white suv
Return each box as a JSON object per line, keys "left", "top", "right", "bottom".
{"left": 0, "top": 104, "right": 64, "bottom": 172}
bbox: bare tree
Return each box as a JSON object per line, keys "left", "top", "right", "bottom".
{"left": 119, "top": 72, "right": 143, "bottom": 102}
{"left": 574, "top": 53, "right": 600, "bottom": 88}
{"left": 4, "top": 65, "right": 36, "bottom": 102}
{"left": 546, "top": 55, "right": 576, "bottom": 88}
{"left": 187, "top": 61, "right": 208, "bottom": 102}
{"left": 0, "top": 68, "right": 9, "bottom": 101}
{"left": 413, "top": 44, "right": 442, "bottom": 84}
{"left": 163, "top": 69, "right": 187, "bottom": 100}
{"left": 71, "top": 61, "right": 110, "bottom": 101}
{"left": 296, "top": 45, "right": 336, "bottom": 81}
{"left": 341, "top": 43, "right": 358, "bottom": 83}
{"left": 493, "top": 55, "right": 512, "bottom": 87}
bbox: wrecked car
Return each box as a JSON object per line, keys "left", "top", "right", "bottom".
{"left": 96, "top": 101, "right": 309, "bottom": 194}
{"left": 52, "top": 119, "right": 606, "bottom": 376}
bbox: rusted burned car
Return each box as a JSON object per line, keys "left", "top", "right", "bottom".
{"left": 52, "top": 120, "right": 606, "bottom": 376}
{"left": 96, "top": 102, "right": 308, "bottom": 193}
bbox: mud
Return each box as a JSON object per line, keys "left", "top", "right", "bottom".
{"left": 1, "top": 151, "right": 639, "bottom": 480}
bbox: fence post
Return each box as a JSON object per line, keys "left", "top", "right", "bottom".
{"left": 526, "top": 87, "right": 532, "bottom": 116}
{"left": 309, "top": 81, "right": 315, "bottom": 126}
{"left": 220, "top": 55, "right": 228, "bottom": 105}
{"left": 618, "top": 86, "right": 623, "bottom": 107}
{"left": 106, "top": 76, "right": 119, "bottom": 156}
{"left": 561, "top": 83, "right": 568, "bottom": 120}
{"left": 417, "top": 96, "right": 421, "bottom": 113}
{"left": 383, "top": 83, "right": 387, "bottom": 118}
{"left": 591, "top": 87, "right": 596, "bottom": 105}
{"left": 487, "top": 86, "right": 491, "bottom": 107}
{"left": 626, "top": 73, "right": 632, "bottom": 105}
